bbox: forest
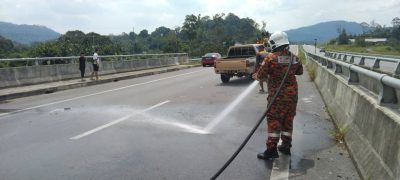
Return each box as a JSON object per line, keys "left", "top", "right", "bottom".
{"left": 0, "top": 13, "right": 267, "bottom": 59}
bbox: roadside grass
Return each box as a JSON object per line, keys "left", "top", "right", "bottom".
{"left": 323, "top": 44, "right": 400, "bottom": 56}
{"left": 330, "top": 125, "right": 348, "bottom": 144}
{"left": 307, "top": 64, "right": 316, "bottom": 81}
{"left": 297, "top": 47, "right": 306, "bottom": 64}
{"left": 298, "top": 46, "right": 316, "bottom": 81}
{"left": 186, "top": 59, "right": 201, "bottom": 65}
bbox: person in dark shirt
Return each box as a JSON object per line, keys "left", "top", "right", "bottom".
{"left": 79, "top": 52, "right": 86, "bottom": 81}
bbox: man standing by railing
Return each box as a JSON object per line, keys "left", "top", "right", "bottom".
{"left": 90, "top": 48, "right": 100, "bottom": 80}
{"left": 79, "top": 52, "right": 86, "bottom": 81}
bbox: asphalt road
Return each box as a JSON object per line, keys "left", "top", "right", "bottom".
{"left": 0, "top": 67, "right": 276, "bottom": 180}
{"left": 0, "top": 46, "right": 359, "bottom": 180}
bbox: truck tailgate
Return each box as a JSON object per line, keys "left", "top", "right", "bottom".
{"left": 214, "top": 58, "right": 247, "bottom": 71}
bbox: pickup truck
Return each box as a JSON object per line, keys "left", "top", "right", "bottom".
{"left": 214, "top": 44, "right": 263, "bottom": 83}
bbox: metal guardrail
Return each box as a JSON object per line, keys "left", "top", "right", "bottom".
{"left": 0, "top": 53, "right": 189, "bottom": 66}
{"left": 325, "top": 51, "right": 400, "bottom": 75}
{"left": 326, "top": 50, "right": 400, "bottom": 59}
{"left": 303, "top": 46, "right": 400, "bottom": 104}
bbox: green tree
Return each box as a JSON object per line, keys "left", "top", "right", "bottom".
{"left": 1, "top": 12, "right": 269, "bottom": 59}
{"left": 337, "top": 28, "right": 349, "bottom": 45}
{"left": 355, "top": 36, "right": 366, "bottom": 47}
{"left": 31, "top": 42, "right": 60, "bottom": 57}
{"left": 0, "top": 35, "right": 14, "bottom": 58}
{"left": 139, "top": 30, "right": 149, "bottom": 38}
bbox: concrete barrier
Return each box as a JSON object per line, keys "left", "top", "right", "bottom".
{"left": 0, "top": 55, "right": 187, "bottom": 89}
{"left": 305, "top": 54, "right": 400, "bottom": 179}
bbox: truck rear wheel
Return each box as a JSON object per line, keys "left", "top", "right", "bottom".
{"left": 221, "top": 74, "right": 230, "bottom": 83}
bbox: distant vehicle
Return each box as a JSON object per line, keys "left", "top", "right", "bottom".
{"left": 319, "top": 48, "right": 326, "bottom": 52}
{"left": 214, "top": 44, "right": 261, "bottom": 83}
{"left": 201, "top": 53, "right": 221, "bottom": 67}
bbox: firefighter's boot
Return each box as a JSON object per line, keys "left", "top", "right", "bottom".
{"left": 278, "top": 145, "right": 291, "bottom": 155}
{"left": 257, "top": 148, "right": 279, "bottom": 160}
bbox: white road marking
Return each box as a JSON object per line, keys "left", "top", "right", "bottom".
{"left": 270, "top": 155, "right": 290, "bottom": 180}
{"left": 270, "top": 140, "right": 290, "bottom": 180}
{"left": 70, "top": 100, "right": 170, "bottom": 140}
{"left": 0, "top": 69, "right": 204, "bottom": 118}
{"left": 302, "top": 97, "right": 313, "bottom": 103}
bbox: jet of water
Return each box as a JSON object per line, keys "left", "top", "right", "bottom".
{"left": 204, "top": 81, "right": 259, "bottom": 132}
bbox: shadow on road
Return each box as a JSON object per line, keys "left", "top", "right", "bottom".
{"left": 0, "top": 108, "right": 19, "bottom": 113}
{"left": 216, "top": 77, "right": 254, "bottom": 87}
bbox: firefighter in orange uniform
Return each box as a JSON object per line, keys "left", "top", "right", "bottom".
{"left": 253, "top": 31, "right": 303, "bottom": 159}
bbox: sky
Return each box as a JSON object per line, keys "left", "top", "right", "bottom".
{"left": 0, "top": 0, "right": 399, "bottom": 35}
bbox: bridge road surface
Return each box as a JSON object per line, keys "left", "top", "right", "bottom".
{"left": 0, "top": 54, "right": 358, "bottom": 179}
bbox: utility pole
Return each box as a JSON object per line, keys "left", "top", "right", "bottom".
{"left": 314, "top": 38, "right": 317, "bottom": 54}
{"left": 132, "top": 27, "right": 135, "bottom": 54}
{"left": 92, "top": 35, "right": 94, "bottom": 50}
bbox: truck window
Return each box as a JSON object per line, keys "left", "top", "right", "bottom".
{"left": 248, "top": 48, "right": 256, "bottom": 55}
{"left": 228, "top": 48, "right": 239, "bottom": 57}
{"left": 227, "top": 46, "right": 257, "bottom": 57}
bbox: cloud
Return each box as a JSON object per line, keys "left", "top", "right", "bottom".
{"left": 0, "top": 0, "right": 398, "bottom": 35}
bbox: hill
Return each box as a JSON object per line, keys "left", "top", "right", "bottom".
{"left": 0, "top": 21, "right": 60, "bottom": 45}
{"left": 285, "top": 20, "right": 366, "bottom": 43}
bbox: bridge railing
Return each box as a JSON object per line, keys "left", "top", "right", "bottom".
{"left": 0, "top": 53, "right": 190, "bottom": 88}
{"left": 325, "top": 51, "right": 400, "bottom": 75}
{"left": 304, "top": 46, "right": 400, "bottom": 104}
{"left": 0, "top": 53, "right": 189, "bottom": 67}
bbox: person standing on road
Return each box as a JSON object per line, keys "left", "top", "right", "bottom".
{"left": 253, "top": 31, "right": 303, "bottom": 159}
{"left": 90, "top": 48, "right": 100, "bottom": 80}
{"left": 79, "top": 52, "right": 86, "bottom": 81}
{"left": 255, "top": 45, "right": 269, "bottom": 93}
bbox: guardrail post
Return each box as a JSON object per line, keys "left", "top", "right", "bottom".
{"left": 327, "top": 60, "right": 333, "bottom": 69}
{"left": 359, "top": 56, "right": 365, "bottom": 66}
{"left": 373, "top": 58, "right": 380, "bottom": 69}
{"left": 348, "top": 66, "right": 359, "bottom": 84}
{"left": 334, "top": 53, "right": 337, "bottom": 59}
{"left": 394, "top": 62, "right": 400, "bottom": 75}
{"left": 349, "top": 56, "right": 355, "bottom": 64}
{"left": 343, "top": 55, "right": 347, "bottom": 62}
{"left": 321, "top": 58, "right": 327, "bottom": 66}
{"left": 335, "top": 64, "right": 342, "bottom": 74}
{"left": 338, "top": 54, "right": 342, "bottom": 60}
{"left": 379, "top": 76, "right": 398, "bottom": 104}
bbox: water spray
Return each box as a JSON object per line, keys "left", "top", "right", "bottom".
{"left": 204, "top": 81, "right": 259, "bottom": 132}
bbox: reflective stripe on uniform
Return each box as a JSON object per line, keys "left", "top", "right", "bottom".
{"left": 281, "top": 131, "right": 291, "bottom": 136}
{"left": 268, "top": 133, "right": 280, "bottom": 138}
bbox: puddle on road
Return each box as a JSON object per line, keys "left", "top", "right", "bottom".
{"left": 291, "top": 110, "right": 334, "bottom": 170}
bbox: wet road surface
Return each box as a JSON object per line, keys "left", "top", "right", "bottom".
{"left": 0, "top": 58, "right": 359, "bottom": 179}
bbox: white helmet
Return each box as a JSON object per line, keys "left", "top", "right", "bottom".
{"left": 268, "top": 31, "right": 289, "bottom": 50}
